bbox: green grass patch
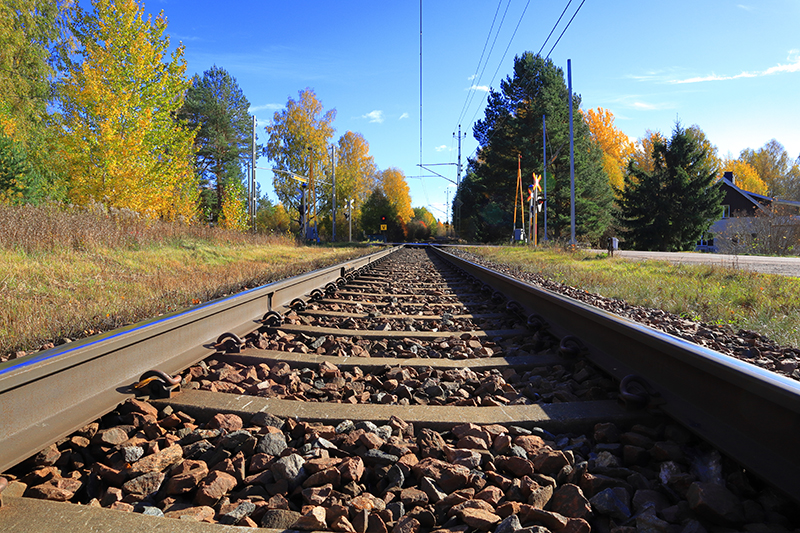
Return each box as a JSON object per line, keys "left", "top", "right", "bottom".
{"left": 463, "top": 246, "right": 800, "bottom": 347}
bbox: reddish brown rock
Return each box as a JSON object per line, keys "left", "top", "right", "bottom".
{"left": 686, "top": 482, "right": 745, "bottom": 526}
{"left": 25, "top": 483, "right": 74, "bottom": 502}
{"left": 207, "top": 413, "right": 243, "bottom": 432}
{"left": 523, "top": 508, "right": 570, "bottom": 530}
{"left": 164, "top": 505, "right": 215, "bottom": 522}
{"left": 339, "top": 457, "right": 365, "bottom": 482}
{"left": 393, "top": 516, "right": 421, "bottom": 533}
{"left": 332, "top": 514, "right": 357, "bottom": 532}
{"left": 531, "top": 449, "right": 570, "bottom": 476}
{"left": 32, "top": 444, "right": 61, "bottom": 467}
{"left": 93, "top": 427, "right": 129, "bottom": 446}
{"left": 164, "top": 460, "right": 208, "bottom": 495}
{"left": 550, "top": 483, "right": 592, "bottom": 520}
{"left": 128, "top": 443, "right": 182, "bottom": 476}
{"left": 495, "top": 456, "right": 535, "bottom": 477}
{"left": 412, "top": 457, "right": 470, "bottom": 493}
{"left": 194, "top": 470, "right": 237, "bottom": 506}
{"left": 475, "top": 485, "right": 504, "bottom": 505}
{"left": 563, "top": 517, "right": 591, "bottom": 533}
{"left": 109, "top": 501, "right": 134, "bottom": 512}
{"left": 401, "top": 487, "right": 429, "bottom": 508}
{"left": 449, "top": 499, "right": 496, "bottom": 518}
{"left": 302, "top": 483, "right": 333, "bottom": 505}
{"left": 292, "top": 505, "right": 328, "bottom": 531}
{"left": 367, "top": 513, "right": 388, "bottom": 533}
{"left": 512, "top": 435, "right": 546, "bottom": 454}
{"left": 122, "top": 471, "right": 165, "bottom": 496}
{"left": 459, "top": 508, "right": 501, "bottom": 531}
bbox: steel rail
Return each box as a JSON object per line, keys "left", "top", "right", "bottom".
{"left": 432, "top": 246, "right": 800, "bottom": 503}
{"left": 0, "top": 246, "right": 398, "bottom": 474}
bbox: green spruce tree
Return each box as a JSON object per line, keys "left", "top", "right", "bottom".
{"left": 616, "top": 122, "right": 724, "bottom": 251}
{"left": 457, "top": 53, "right": 613, "bottom": 243}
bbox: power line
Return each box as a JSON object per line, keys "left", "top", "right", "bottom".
{"left": 466, "top": 0, "right": 531, "bottom": 129}
{"left": 455, "top": 0, "right": 509, "bottom": 128}
{"left": 537, "top": 0, "right": 572, "bottom": 56}
{"left": 464, "top": 0, "right": 588, "bottom": 162}
{"left": 546, "top": 0, "right": 587, "bottom": 59}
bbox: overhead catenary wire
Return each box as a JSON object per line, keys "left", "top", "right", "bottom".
{"left": 465, "top": 0, "right": 532, "bottom": 131}
{"left": 454, "top": 0, "right": 511, "bottom": 129}
{"left": 463, "top": 0, "right": 588, "bottom": 163}
{"left": 546, "top": 0, "right": 587, "bottom": 59}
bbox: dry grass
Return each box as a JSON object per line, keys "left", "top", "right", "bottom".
{"left": 0, "top": 203, "right": 374, "bottom": 357}
{"left": 464, "top": 245, "right": 800, "bottom": 348}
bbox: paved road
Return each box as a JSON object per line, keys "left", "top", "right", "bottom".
{"left": 598, "top": 250, "right": 800, "bottom": 278}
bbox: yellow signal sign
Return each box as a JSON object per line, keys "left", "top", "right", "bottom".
{"left": 532, "top": 173, "right": 543, "bottom": 192}
{"left": 380, "top": 224, "right": 387, "bottom": 231}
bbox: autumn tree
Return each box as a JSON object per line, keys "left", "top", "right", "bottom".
{"left": 630, "top": 130, "right": 666, "bottom": 175}
{"left": 459, "top": 53, "right": 613, "bottom": 243}
{"left": 361, "top": 188, "right": 403, "bottom": 241}
{"left": 179, "top": 66, "right": 254, "bottom": 224}
{"left": 407, "top": 207, "right": 438, "bottom": 241}
{"left": 264, "top": 88, "right": 336, "bottom": 232}
{"left": 378, "top": 167, "right": 414, "bottom": 225}
{"left": 0, "top": 0, "right": 72, "bottom": 203}
{"left": 256, "top": 196, "right": 293, "bottom": 234}
{"left": 720, "top": 157, "right": 767, "bottom": 195}
{"left": 616, "top": 123, "right": 723, "bottom": 251}
{"left": 584, "top": 108, "right": 634, "bottom": 192}
{"left": 329, "top": 131, "right": 376, "bottom": 239}
{"left": 740, "top": 140, "right": 800, "bottom": 200}
{"left": 57, "top": 0, "right": 197, "bottom": 220}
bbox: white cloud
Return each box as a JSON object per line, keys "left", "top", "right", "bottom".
{"left": 434, "top": 145, "right": 448, "bottom": 152}
{"left": 467, "top": 85, "right": 490, "bottom": 92}
{"left": 399, "top": 112, "right": 409, "bottom": 120}
{"left": 737, "top": 4, "right": 755, "bottom": 11}
{"left": 249, "top": 103, "right": 282, "bottom": 112}
{"left": 362, "top": 110, "right": 384, "bottom": 123}
{"left": 670, "top": 50, "right": 800, "bottom": 84}
{"left": 468, "top": 74, "right": 477, "bottom": 81}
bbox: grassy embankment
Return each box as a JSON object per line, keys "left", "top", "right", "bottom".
{"left": 0, "top": 204, "right": 375, "bottom": 357}
{"left": 465, "top": 246, "right": 800, "bottom": 348}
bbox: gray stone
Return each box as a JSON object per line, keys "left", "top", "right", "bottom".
{"left": 260, "top": 509, "right": 302, "bottom": 529}
{"left": 121, "top": 446, "right": 144, "bottom": 464}
{"left": 257, "top": 432, "right": 288, "bottom": 456}
{"left": 589, "top": 486, "right": 631, "bottom": 522}
{"left": 270, "top": 453, "right": 306, "bottom": 489}
{"left": 494, "top": 514, "right": 521, "bottom": 533}
{"left": 219, "top": 500, "right": 256, "bottom": 525}
{"left": 250, "top": 412, "right": 285, "bottom": 429}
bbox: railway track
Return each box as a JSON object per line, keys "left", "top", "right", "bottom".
{"left": 1, "top": 245, "right": 799, "bottom": 532}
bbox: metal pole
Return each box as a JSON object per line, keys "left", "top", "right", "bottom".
{"left": 542, "top": 114, "right": 548, "bottom": 241}
{"left": 454, "top": 124, "right": 464, "bottom": 235}
{"left": 331, "top": 145, "right": 336, "bottom": 242}
{"left": 348, "top": 199, "right": 352, "bottom": 242}
{"left": 568, "top": 59, "right": 576, "bottom": 246}
{"left": 251, "top": 115, "right": 257, "bottom": 233}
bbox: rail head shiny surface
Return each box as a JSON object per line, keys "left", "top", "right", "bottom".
{"left": 0, "top": 246, "right": 398, "bottom": 473}
{"left": 432, "top": 245, "right": 800, "bottom": 503}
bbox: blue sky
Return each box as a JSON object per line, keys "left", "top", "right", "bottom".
{"left": 154, "top": 0, "right": 800, "bottom": 220}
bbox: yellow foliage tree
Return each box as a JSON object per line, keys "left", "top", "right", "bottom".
{"left": 630, "top": 130, "right": 667, "bottom": 175}
{"left": 721, "top": 158, "right": 767, "bottom": 195}
{"left": 379, "top": 167, "right": 413, "bottom": 224}
{"left": 219, "top": 178, "right": 248, "bottom": 231}
{"left": 264, "top": 88, "right": 336, "bottom": 222}
{"left": 334, "top": 130, "right": 376, "bottom": 236}
{"left": 583, "top": 108, "right": 634, "bottom": 192}
{"left": 58, "top": 0, "right": 197, "bottom": 220}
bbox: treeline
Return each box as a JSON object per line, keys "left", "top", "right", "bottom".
{"left": 459, "top": 52, "right": 800, "bottom": 250}
{"left": 0, "top": 0, "right": 443, "bottom": 241}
